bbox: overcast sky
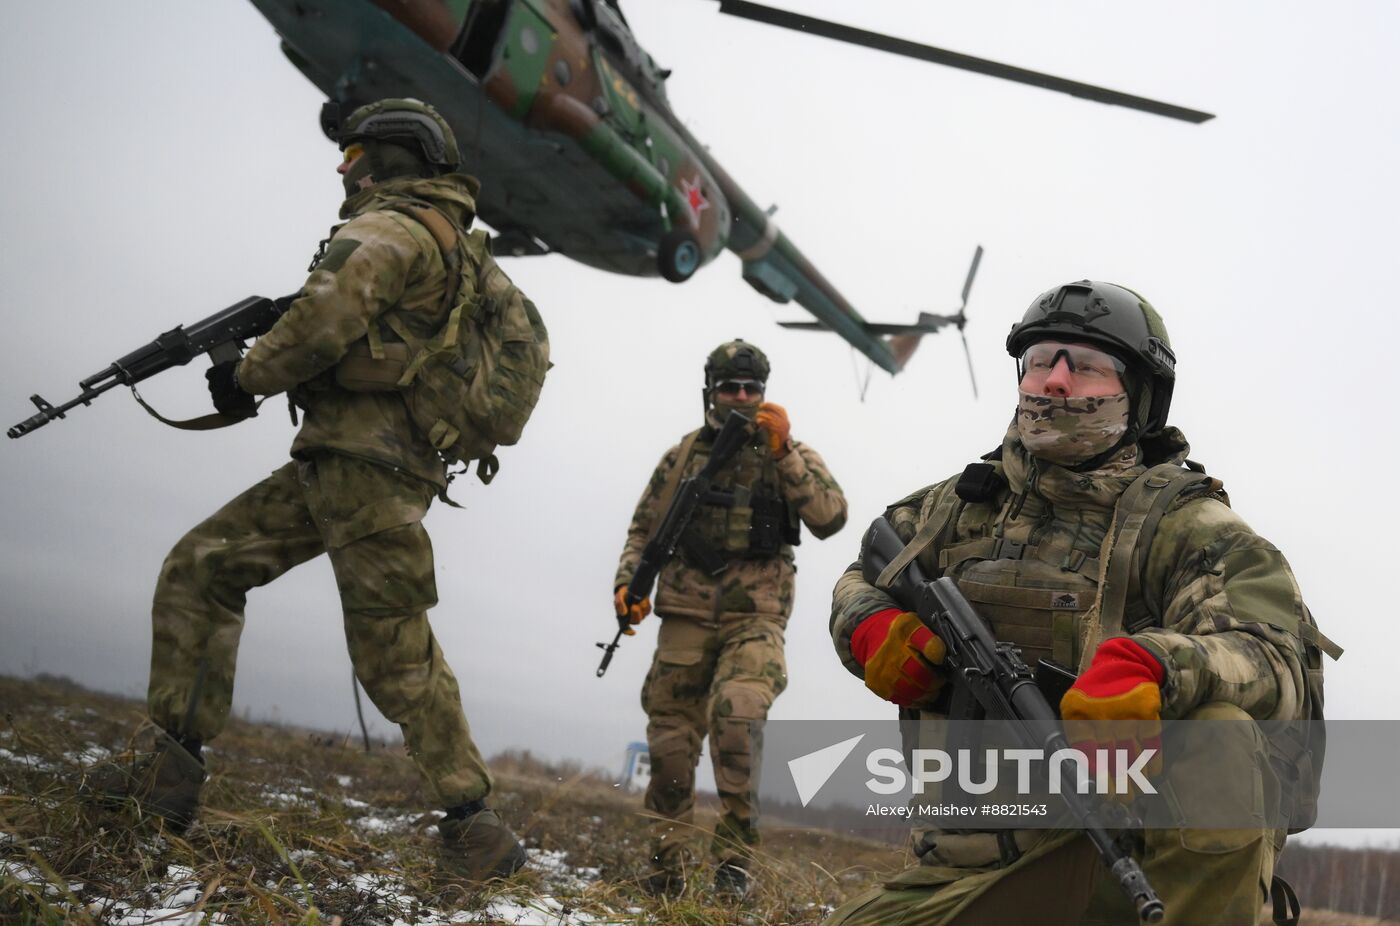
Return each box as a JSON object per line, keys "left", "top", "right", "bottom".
{"left": 2, "top": 1, "right": 1397, "bottom": 848}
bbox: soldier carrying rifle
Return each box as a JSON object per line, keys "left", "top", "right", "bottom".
{"left": 826, "top": 282, "right": 1340, "bottom": 926}
{"left": 611, "top": 340, "right": 847, "bottom": 899}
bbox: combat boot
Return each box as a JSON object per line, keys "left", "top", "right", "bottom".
{"left": 642, "top": 868, "right": 686, "bottom": 899}
{"left": 437, "top": 804, "right": 528, "bottom": 887}
{"left": 641, "top": 845, "right": 689, "bottom": 899}
{"left": 712, "top": 860, "right": 750, "bottom": 900}
{"left": 82, "top": 730, "right": 205, "bottom": 830}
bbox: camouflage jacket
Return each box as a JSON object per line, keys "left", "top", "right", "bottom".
{"left": 831, "top": 425, "right": 1318, "bottom": 722}
{"left": 616, "top": 426, "right": 847, "bottom": 625}
{"left": 237, "top": 173, "right": 484, "bottom": 488}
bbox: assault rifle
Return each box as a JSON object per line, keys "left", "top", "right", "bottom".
{"left": 596, "top": 411, "right": 752, "bottom": 677}
{"left": 7, "top": 294, "right": 294, "bottom": 439}
{"left": 861, "top": 516, "right": 1166, "bottom": 924}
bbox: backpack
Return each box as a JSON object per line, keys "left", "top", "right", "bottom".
{"left": 1094, "top": 463, "right": 1340, "bottom": 834}
{"left": 336, "top": 199, "right": 550, "bottom": 484}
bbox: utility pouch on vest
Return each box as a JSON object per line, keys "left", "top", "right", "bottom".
{"left": 678, "top": 525, "right": 728, "bottom": 576}
{"left": 955, "top": 462, "right": 1007, "bottom": 503}
{"left": 748, "top": 493, "right": 794, "bottom": 555}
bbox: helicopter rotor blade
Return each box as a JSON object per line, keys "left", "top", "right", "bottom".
{"left": 712, "top": 1, "right": 1214, "bottom": 124}
{"left": 960, "top": 244, "right": 984, "bottom": 312}
{"left": 959, "top": 323, "right": 979, "bottom": 400}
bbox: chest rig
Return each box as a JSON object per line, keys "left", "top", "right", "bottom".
{"left": 899, "top": 454, "right": 1227, "bottom": 682}
{"left": 940, "top": 460, "right": 1105, "bottom": 674}
{"left": 674, "top": 426, "right": 799, "bottom": 573}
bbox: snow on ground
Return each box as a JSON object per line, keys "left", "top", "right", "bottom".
{"left": 0, "top": 747, "right": 56, "bottom": 770}
{"left": 63, "top": 745, "right": 113, "bottom": 766}
{"left": 6, "top": 827, "right": 634, "bottom": 924}
{"left": 355, "top": 812, "right": 423, "bottom": 834}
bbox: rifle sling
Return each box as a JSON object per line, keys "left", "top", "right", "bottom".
{"left": 130, "top": 382, "right": 265, "bottom": 431}
{"left": 647, "top": 429, "right": 702, "bottom": 548}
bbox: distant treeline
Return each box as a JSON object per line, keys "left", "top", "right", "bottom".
{"left": 1277, "top": 842, "right": 1400, "bottom": 919}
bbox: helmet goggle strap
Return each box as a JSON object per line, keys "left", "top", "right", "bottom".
{"left": 1017, "top": 341, "right": 1126, "bottom": 384}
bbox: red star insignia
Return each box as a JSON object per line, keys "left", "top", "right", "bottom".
{"left": 680, "top": 175, "right": 709, "bottom": 222}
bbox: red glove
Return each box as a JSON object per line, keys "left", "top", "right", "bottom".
{"left": 1060, "top": 637, "right": 1165, "bottom": 796}
{"left": 755, "top": 402, "right": 792, "bottom": 459}
{"left": 614, "top": 585, "right": 652, "bottom": 637}
{"left": 851, "top": 608, "right": 947, "bottom": 706}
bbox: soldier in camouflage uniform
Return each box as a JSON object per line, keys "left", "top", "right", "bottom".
{"left": 825, "top": 281, "right": 1338, "bottom": 925}
{"left": 614, "top": 340, "right": 848, "bottom": 899}
{"left": 86, "top": 99, "right": 528, "bottom": 885}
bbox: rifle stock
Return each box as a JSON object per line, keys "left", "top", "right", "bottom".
{"left": 860, "top": 516, "right": 1165, "bottom": 923}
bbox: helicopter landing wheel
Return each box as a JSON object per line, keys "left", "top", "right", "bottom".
{"left": 658, "top": 229, "right": 701, "bottom": 283}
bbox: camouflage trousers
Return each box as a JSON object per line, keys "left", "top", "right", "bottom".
{"left": 824, "top": 702, "right": 1282, "bottom": 926}
{"left": 146, "top": 454, "right": 492, "bottom": 808}
{"left": 641, "top": 615, "right": 788, "bottom": 870}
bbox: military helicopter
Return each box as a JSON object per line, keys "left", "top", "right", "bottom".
{"left": 250, "top": 0, "right": 1211, "bottom": 374}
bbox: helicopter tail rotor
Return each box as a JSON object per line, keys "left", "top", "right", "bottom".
{"left": 778, "top": 245, "right": 981, "bottom": 385}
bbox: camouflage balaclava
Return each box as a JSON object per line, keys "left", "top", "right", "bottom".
{"left": 342, "top": 141, "right": 432, "bottom": 197}
{"left": 702, "top": 339, "right": 769, "bottom": 428}
{"left": 1016, "top": 391, "right": 1131, "bottom": 466}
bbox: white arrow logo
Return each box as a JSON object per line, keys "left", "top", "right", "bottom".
{"left": 788, "top": 734, "right": 866, "bottom": 807}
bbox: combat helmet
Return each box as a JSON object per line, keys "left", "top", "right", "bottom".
{"left": 322, "top": 98, "right": 461, "bottom": 173}
{"left": 1006, "top": 281, "right": 1175, "bottom": 436}
{"left": 704, "top": 339, "right": 769, "bottom": 390}
{"left": 702, "top": 339, "right": 769, "bottom": 417}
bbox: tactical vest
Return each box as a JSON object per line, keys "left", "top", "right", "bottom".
{"left": 900, "top": 454, "right": 1340, "bottom": 835}
{"left": 672, "top": 426, "right": 799, "bottom": 572}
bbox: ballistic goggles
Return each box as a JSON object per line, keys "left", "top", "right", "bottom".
{"left": 1018, "top": 341, "right": 1127, "bottom": 383}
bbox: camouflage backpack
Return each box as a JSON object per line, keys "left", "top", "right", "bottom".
{"left": 336, "top": 199, "right": 550, "bottom": 484}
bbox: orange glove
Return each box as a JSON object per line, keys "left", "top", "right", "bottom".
{"left": 613, "top": 585, "right": 652, "bottom": 636}
{"left": 1060, "top": 637, "right": 1165, "bottom": 797}
{"left": 755, "top": 402, "right": 792, "bottom": 459}
{"left": 850, "top": 608, "right": 947, "bottom": 706}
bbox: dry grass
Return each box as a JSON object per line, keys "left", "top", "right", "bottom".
{"left": 0, "top": 675, "right": 904, "bottom": 924}
{"left": 4, "top": 675, "right": 1389, "bottom": 925}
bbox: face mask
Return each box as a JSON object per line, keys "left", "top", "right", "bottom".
{"left": 707, "top": 394, "right": 762, "bottom": 429}
{"left": 1016, "top": 391, "right": 1130, "bottom": 466}
{"left": 341, "top": 154, "right": 376, "bottom": 198}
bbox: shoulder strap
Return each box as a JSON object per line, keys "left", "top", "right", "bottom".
{"left": 1078, "top": 463, "right": 1211, "bottom": 671}
{"left": 875, "top": 479, "right": 966, "bottom": 590}
{"left": 384, "top": 201, "right": 463, "bottom": 311}
{"left": 648, "top": 429, "right": 703, "bottom": 541}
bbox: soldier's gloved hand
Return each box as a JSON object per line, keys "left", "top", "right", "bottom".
{"left": 613, "top": 584, "right": 652, "bottom": 637}
{"left": 755, "top": 402, "right": 792, "bottom": 459}
{"left": 1061, "top": 637, "right": 1166, "bottom": 798}
{"left": 851, "top": 608, "right": 947, "bottom": 706}
{"left": 205, "top": 361, "right": 257, "bottom": 419}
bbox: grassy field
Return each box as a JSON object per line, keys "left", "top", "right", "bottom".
{"left": 1, "top": 674, "right": 1390, "bottom": 924}
{"left": 0, "top": 675, "right": 906, "bottom": 924}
